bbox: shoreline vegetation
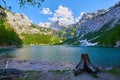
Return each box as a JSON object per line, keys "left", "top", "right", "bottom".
{"left": 0, "top": 44, "right": 120, "bottom": 49}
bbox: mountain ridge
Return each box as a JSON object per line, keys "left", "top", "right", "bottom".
{"left": 63, "top": 1, "right": 120, "bottom": 47}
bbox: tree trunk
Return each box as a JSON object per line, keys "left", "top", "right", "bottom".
{"left": 74, "top": 54, "right": 99, "bottom": 76}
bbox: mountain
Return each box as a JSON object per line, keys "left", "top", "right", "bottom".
{"left": 39, "top": 21, "right": 67, "bottom": 30}
{"left": 0, "top": 7, "right": 22, "bottom": 47}
{"left": 63, "top": 1, "right": 120, "bottom": 47}
{"left": 1, "top": 1, "right": 120, "bottom": 47}
{"left": 5, "top": 9, "right": 62, "bottom": 35}
{"left": 5, "top": 10, "right": 40, "bottom": 34}
{"left": 49, "top": 21, "right": 65, "bottom": 30}
{"left": 0, "top": 7, "right": 62, "bottom": 45}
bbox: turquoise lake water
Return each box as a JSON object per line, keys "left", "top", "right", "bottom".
{"left": 0, "top": 45, "right": 120, "bottom": 66}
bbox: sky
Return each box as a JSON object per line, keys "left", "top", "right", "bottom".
{"left": 0, "top": 0, "right": 120, "bottom": 26}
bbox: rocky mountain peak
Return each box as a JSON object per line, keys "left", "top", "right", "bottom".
{"left": 4, "top": 10, "right": 41, "bottom": 34}
{"left": 6, "top": 11, "right": 32, "bottom": 27}
{"left": 78, "top": 9, "right": 108, "bottom": 23}
{"left": 49, "top": 20, "right": 65, "bottom": 30}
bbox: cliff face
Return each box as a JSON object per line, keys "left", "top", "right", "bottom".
{"left": 5, "top": 10, "right": 40, "bottom": 34}
{"left": 49, "top": 21, "right": 65, "bottom": 30}
{"left": 6, "top": 11, "right": 31, "bottom": 27}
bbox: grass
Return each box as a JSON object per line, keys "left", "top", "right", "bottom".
{"left": 18, "top": 70, "right": 71, "bottom": 80}
{"left": 103, "top": 68, "right": 120, "bottom": 75}
{"left": 48, "top": 69, "right": 71, "bottom": 74}
{"left": 12, "top": 69, "right": 120, "bottom": 80}
{"left": 18, "top": 70, "right": 42, "bottom": 80}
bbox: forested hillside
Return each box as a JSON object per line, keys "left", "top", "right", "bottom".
{"left": 21, "top": 33, "right": 61, "bottom": 45}
{"left": 0, "top": 8, "right": 22, "bottom": 47}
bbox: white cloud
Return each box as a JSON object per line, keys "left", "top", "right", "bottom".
{"left": 40, "top": 8, "right": 53, "bottom": 15}
{"left": 49, "top": 5, "right": 74, "bottom": 25}
{"left": 38, "top": 22, "right": 50, "bottom": 28}
{"left": 75, "top": 12, "right": 85, "bottom": 22}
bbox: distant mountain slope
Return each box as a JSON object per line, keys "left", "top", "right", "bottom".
{"left": 49, "top": 21, "right": 66, "bottom": 30}
{"left": 63, "top": 1, "right": 120, "bottom": 47}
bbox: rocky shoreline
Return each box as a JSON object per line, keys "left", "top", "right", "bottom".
{"left": 0, "top": 45, "right": 22, "bottom": 49}
{"left": 0, "top": 58, "right": 120, "bottom": 80}
{"left": 0, "top": 58, "right": 118, "bottom": 71}
{"left": 0, "top": 59, "right": 75, "bottom": 71}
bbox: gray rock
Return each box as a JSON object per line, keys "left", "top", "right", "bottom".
{"left": 0, "top": 68, "right": 24, "bottom": 77}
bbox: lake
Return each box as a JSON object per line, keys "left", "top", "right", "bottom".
{"left": 0, "top": 45, "right": 120, "bottom": 67}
